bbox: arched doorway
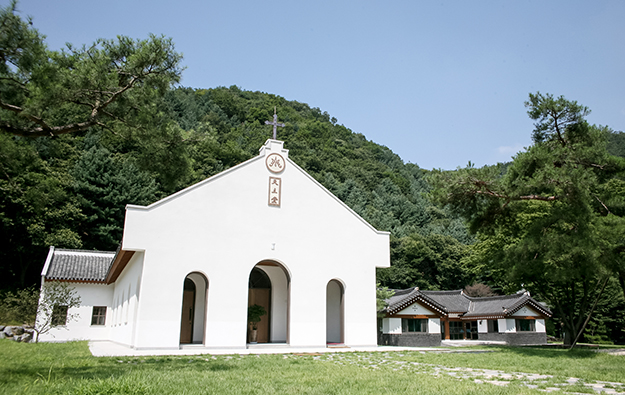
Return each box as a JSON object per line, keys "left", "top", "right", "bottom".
{"left": 247, "top": 261, "right": 290, "bottom": 344}
{"left": 179, "top": 272, "right": 208, "bottom": 344}
{"left": 326, "top": 279, "right": 344, "bottom": 344}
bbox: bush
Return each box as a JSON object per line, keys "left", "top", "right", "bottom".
{"left": 0, "top": 287, "right": 39, "bottom": 325}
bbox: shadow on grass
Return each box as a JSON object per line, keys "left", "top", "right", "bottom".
{"left": 0, "top": 341, "right": 239, "bottom": 388}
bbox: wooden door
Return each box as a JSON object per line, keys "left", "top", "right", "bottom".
{"left": 249, "top": 288, "right": 271, "bottom": 343}
{"left": 180, "top": 289, "right": 194, "bottom": 344}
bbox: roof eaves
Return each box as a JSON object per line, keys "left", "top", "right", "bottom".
{"left": 385, "top": 289, "right": 447, "bottom": 316}
{"left": 504, "top": 296, "right": 552, "bottom": 318}
{"left": 41, "top": 246, "right": 55, "bottom": 278}
{"left": 44, "top": 278, "right": 108, "bottom": 285}
{"left": 105, "top": 249, "right": 135, "bottom": 284}
{"left": 127, "top": 155, "right": 262, "bottom": 212}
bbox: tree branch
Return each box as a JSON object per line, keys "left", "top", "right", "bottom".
{"left": 1, "top": 119, "right": 100, "bottom": 137}
{"left": 594, "top": 195, "right": 611, "bottom": 215}
{"left": 473, "top": 190, "right": 558, "bottom": 202}
{"left": 0, "top": 75, "right": 28, "bottom": 89}
{"left": 0, "top": 100, "right": 52, "bottom": 130}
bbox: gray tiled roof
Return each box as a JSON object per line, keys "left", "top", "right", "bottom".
{"left": 421, "top": 290, "right": 470, "bottom": 313}
{"left": 463, "top": 293, "right": 530, "bottom": 318}
{"left": 385, "top": 288, "right": 448, "bottom": 315}
{"left": 44, "top": 248, "right": 115, "bottom": 283}
{"left": 383, "top": 288, "right": 552, "bottom": 318}
{"left": 385, "top": 287, "right": 418, "bottom": 310}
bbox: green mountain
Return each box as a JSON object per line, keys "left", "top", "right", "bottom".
{"left": 0, "top": 86, "right": 471, "bottom": 290}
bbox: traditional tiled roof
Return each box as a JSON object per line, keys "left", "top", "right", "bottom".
{"left": 385, "top": 287, "right": 418, "bottom": 311}
{"left": 384, "top": 288, "right": 447, "bottom": 315}
{"left": 42, "top": 247, "right": 115, "bottom": 283}
{"left": 382, "top": 287, "right": 552, "bottom": 319}
{"left": 421, "top": 290, "right": 470, "bottom": 313}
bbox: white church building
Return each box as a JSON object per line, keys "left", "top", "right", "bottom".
{"left": 38, "top": 139, "right": 391, "bottom": 350}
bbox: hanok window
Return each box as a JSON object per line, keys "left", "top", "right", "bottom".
{"left": 487, "top": 319, "right": 499, "bottom": 333}
{"left": 402, "top": 318, "right": 428, "bottom": 333}
{"left": 91, "top": 306, "right": 107, "bottom": 325}
{"left": 516, "top": 319, "right": 535, "bottom": 332}
{"left": 51, "top": 305, "right": 68, "bottom": 326}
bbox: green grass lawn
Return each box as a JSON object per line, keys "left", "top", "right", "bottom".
{"left": 1, "top": 341, "right": 623, "bottom": 395}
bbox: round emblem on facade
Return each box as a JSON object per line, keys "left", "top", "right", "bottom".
{"left": 266, "top": 153, "right": 285, "bottom": 173}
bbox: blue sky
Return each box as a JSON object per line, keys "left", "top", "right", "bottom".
{"left": 6, "top": 0, "right": 625, "bottom": 170}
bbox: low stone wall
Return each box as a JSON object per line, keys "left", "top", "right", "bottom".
{"left": 478, "top": 332, "right": 507, "bottom": 342}
{"left": 505, "top": 332, "right": 547, "bottom": 345}
{"left": 0, "top": 325, "right": 34, "bottom": 342}
{"left": 380, "top": 333, "right": 441, "bottom": 347}
{"left": 378, "top": 331, "right": 546, "bottom": 347}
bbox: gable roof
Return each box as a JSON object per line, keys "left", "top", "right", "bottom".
{"left": 125, "top": 140, "right": 389, "bottom": 236}
{"left": 43, "top": 139, "right": 391, "bottom": 284}
{"left": 382, "top": 288, "right": 552, "bottom": 319}
{"left": 41, "top": 246, "right": 115, "bottom": 283}
{"left": 385, "top": 287, "right": 447, "bottom": 315}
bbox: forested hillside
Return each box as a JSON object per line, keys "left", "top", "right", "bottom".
{"left": 0, "top": 84, "right": 475, "bottom": 291}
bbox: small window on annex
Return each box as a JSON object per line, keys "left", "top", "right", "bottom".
{"left": 487, "top": 319, "right": 499, "bottom": 333}
{"left": 402, "top": 319, "right": 427, "bottom": 333}
{"left": 51, "top": 305, "right": 69, "bottom": 326}
{"left": 91, "top": 306, "right": 107, "bottom": 325}
{"left": 516, "top": 319, "right": 535, "bottom": 332}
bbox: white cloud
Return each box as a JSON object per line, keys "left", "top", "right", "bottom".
{"left": 497, "top": 144, "right": 524, "bottom": 155}
{"left": 494, "top": 144, "right": 526, "bottom": 163}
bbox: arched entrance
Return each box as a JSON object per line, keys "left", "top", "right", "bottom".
{"left": 179, "top": 272, "right": 208, "bottom": 344}
{"left": 247, "top": 261, "right": 290, "bottom": 344}
{"left": 326, "top": 279, "right": 344, "bottom": 344}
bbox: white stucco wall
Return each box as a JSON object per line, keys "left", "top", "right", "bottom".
{"left": 121, "top": 140, "right": 389, "bottom": 349}
{"left": 535, "top": 319, "right": 546, "bottom": 333}
{"left": 382, "top": 318, "right": 402, "bottom": 334}
{"left": 261, "top": 266, "right": 288, "bottom": 343}
{"left": 109, "top": 253, "right": 144, "bottom": 347}
{"left": 478, "top": 319, "right": 488, "bottom": 333}
{"left": 428, "top": 318, "right": 440, "bottom": 334}
{"left": 511, "top": 306, "right": 541, "bottom": 317}
{"left": 504, "top": 318, "right": 516, "bottom": 333}
{"left": 498, "top": 318, "right": 507, "bottom": 333}
{"left": 187, "top": 272, "right": 208, "bottom": 344}
{"left": 397, "top": 302, "right": 435, "bottom": 316}
{"left": 38, "top": 282, "right": 113, "bottom": 342}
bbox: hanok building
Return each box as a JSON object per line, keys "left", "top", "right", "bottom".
{"left": 379, "top": 288, "right": 552, "bottom": 346}
{"left": 38, "top": 138, "right": 391, "bottom": 350}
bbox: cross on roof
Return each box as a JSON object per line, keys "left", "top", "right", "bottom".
{"left": 265, "top": 107, "right": 285, "bottom": 140}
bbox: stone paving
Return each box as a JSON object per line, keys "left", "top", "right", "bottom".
{"left": 295, "top": 351, "right": 625, "bottom": 395}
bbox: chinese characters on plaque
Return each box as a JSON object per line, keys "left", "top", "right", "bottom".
{"left": 268, "top": 177, "right": 281, "bottom": 206}
{"left": 266, "top": 153, "right": 285, "bottom": 207}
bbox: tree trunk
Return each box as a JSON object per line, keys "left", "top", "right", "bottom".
{"left": 570, "top": 276, "right": 609, "bottom": 349}
{"left": 618, "top": 270, "right": 625, "bottom": 301}
{"left": 563, "top": 320, "right": 579, "bottom": 346}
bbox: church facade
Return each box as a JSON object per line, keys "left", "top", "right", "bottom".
{"left": 38, "top": 139, "right": 390, "bottom": 350}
